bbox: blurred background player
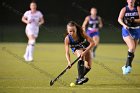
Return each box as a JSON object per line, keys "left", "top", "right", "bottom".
{"left": 22, "top": 1, "right": 44, "bottom": 61}
{"left": 118, "top": 0, "right": 140, "bottom": 75}
{"left": 82, "top": 7, "right": 103, "bottom": 58}
{"left": 64, "top": 21, "right": 95, "bottom": 85}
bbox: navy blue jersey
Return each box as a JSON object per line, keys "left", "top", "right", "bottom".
{"left": 124, "top": 6, "right": 139, "bottom": 27}
{"left": 87, "top": 16, "right": 99, "bottom": 30}
{"left": 68, "top": 34, "right": 89, "bottom": 52}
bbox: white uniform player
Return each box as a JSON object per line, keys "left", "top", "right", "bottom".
{"left": 24, "top": 10, "right": 43, "bottom": 37}
{"left": 22, "top": 2, "right": 44, "bottom": 62}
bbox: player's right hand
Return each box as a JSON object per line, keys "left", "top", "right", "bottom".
{"left": 124, "top": 25, "right": 130, "bottom": 30}
{"left": 127, "top": 18, "right": 134, "bottom": 23}
{"left": 67, "top": 62, "right": 71, "bottom": 69}
{"left": 124, "top": 17, "right": 135, "bottom": 27}
{"left": 28, "top": 20, "right": 32, "bottom": 24}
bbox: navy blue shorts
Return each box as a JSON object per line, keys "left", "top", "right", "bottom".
{"left": 122, "top": 27, "right": 140, "bottom": 40}
{"left": 86, "top": 30, "right": 99, "bottom": 37}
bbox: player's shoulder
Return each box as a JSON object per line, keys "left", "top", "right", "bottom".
{"left": 64, "top": 35, "right": 70, "bottom": 43}
{"left": 118, "top": 6, "right": 126, "bottom": 14}
{"left": 36, "top": 10, "right": 42, "bottom": 14}
{"left": 137, "top": 6, "right": 140, "bottom": 10}
{"left": 121, "top": 6, "right": 127, "bottom": 11}
{"left": 97, "top": 16, "right": 101, "bottom": 19}
{"left": 65, "top": 35, "right": 69, "bottom": 40}
{"left": 25, "top": 10, "right": 31, "bottom": 14}
{"left": 86, "top": 15, "right": 90, "bottom": 18}
{"left": 23, "top": 10, "right": 31, "bottom": 16}
{"left": 36, "top": 10, "right": 43, "bottom": 16}
{"left": 85, "top": 16, "right": 90, "bottom": 20}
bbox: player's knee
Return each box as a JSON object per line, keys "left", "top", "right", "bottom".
{"left": 84, "top": 60, "right": 91, "bottom": 68}
{"left": 128, "top": 51, "right": 135, "bottom": 58}
{"left": 128, "top": 48, "right": 135, "bottom": 52}
{"left": 28, "top": 40, "right": 36, "bottom": 45}
{"left": 95, "top": 41, "right": 99, "bottom": 45}
{"left": 78, "top": 60, "right": 84, "bottom": 67}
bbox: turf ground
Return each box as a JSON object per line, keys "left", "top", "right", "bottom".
{"left": 0, "top": 43, "right": 140, "bottom": 93}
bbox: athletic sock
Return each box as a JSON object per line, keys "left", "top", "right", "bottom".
{"left": 93, "top": 46, "right": 97, "bottom": 53}
{"left": 77, "top": 60, "right": 84, "bottom": 79}
{"left": 83, "top": 67, "right": 91, "bottom": 77}
{"left": 24, "top": 45, "right": 29, "bottom": 57}
{"left": 93, "top": 46, "right": 97, "bottom": 57}
{"left": 28, "top": 44, "right": 34, "bottom": 59}
{"left": 126, "top": 51, "right": 134, "bottom": 67}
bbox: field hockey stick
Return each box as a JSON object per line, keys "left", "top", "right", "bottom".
{"left": 50, "top": 56, "right": 81, "bottom": 86}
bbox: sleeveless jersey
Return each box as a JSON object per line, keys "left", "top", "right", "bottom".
{"left": 68, "top": 34, "right": 89, "bottom": 52}
{"left": 124, "top": 6, "right": 139, "bottom": 27}
{"left": 87, "top": 16, "right": 99, "bottom": 31}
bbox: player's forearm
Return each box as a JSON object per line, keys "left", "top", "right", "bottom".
{"left": 22, "top": 18, "right": 28, "bottom": 24}
{"left": 99, "top": 18, "right": 103, "bottom": 29}
{"left": 82, "top": 25, "right": 86, "bottom": 31}
{"left": 134, "top": 19, "right": 140, "bottom": 23}
{"left": 82, "top": 21, "right": 88, "bottom": 31}
{"left": 65, "top": 53, "right": 71, "bottom": 64}
{"left": 84, "top": 41, "right": 95, "bottom": 54}
{"left": 99, "top": 24, "right": 103, "bottom": 29}
{"left": 39, "top": 19, "right": 44, "bottom": 26}
{"left": 118, "top": 18, "right": 127, "bottom": 27}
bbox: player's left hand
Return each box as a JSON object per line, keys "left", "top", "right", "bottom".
{"left": 81, "top": 51, "right": 86, "bottom": 58}
{"left": 124, "top": 25, "right": 130, "bottom": 30}
{"left": 127, "top": 17, "right": 134, "bottom": 23}
{"left": 38, "top": 22, "right": 42, "bottom": 26}
{"left": 67, "top": 62, "right": 71, "bottom": 69}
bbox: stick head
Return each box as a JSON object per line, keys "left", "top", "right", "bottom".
{"left": 50, "top": 80, "right": 54, "bottom": 86}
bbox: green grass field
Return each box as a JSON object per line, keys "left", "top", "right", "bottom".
{"left": 0, "top": 43, "right": 140, "bottom": 93}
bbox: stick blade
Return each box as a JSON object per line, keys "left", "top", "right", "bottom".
{"left": 50, "top": 80, "right": 54, "bottom": 86}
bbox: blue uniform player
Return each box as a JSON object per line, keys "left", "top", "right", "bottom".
{"left": 118, "top": 0, "right": 140, "bottom": 75}
{"left": 64, "top": 21, "right": 95, "bottom": 85}
{"left": 82, "top": 7, "right": 103, "bottom": 58}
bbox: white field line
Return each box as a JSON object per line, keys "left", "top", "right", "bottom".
{"left": 0, "top": 86, "right": 140, "bottom": 90}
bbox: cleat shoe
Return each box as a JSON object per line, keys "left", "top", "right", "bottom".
{"left": 24, "top": 55, "right": 33, "bottom": 62}
{"left": 75, "top": 77, "right": 89, "bottom": 85}
{"left": 75, "top": 78, "right": 83, "bottom": 85}
{"left": 126, "top": 66, "right": 132, "bottom": 73}
{"left": 81, "top": 77, "right": 89, "bottom": 83}
{"left": 122, "top": 66, "right": 128, "bottom": 75}
{"left": 23, "top": 55, "right": 28, "bottom": 61}
{"left": 27, "top": 57, "right": 33, "bottom": 62}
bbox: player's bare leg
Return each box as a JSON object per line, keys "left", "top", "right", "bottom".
{"left": 122, "top": 36, "right": 138, "bottom": 74}
{"left": 92, "top": 35, "right": 99, "bottom": 58}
